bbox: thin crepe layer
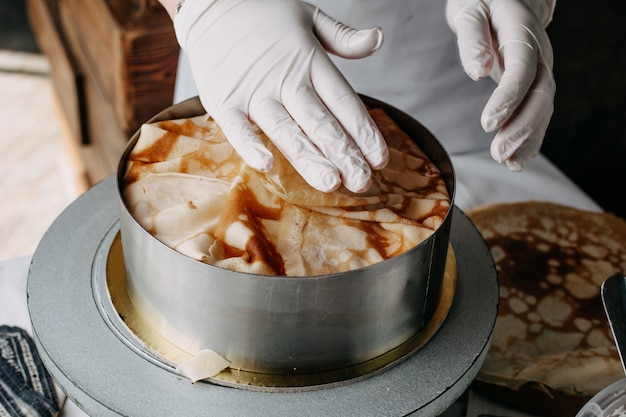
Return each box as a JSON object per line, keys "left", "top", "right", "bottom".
{"left": 123, "top": 109, "right": 450, "bottom": 276}
{"left": 469, "top": 202, "right": 626, "bottom": 396}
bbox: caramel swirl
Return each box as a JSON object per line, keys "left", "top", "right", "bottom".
{"left": 123, "top": 109, "right": 450, "bottom": 276}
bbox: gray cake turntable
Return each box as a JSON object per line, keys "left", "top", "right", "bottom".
{"left": 27, "top": 176, "right": 497, "bottom": 416}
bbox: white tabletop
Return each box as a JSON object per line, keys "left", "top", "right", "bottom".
{"left": 0, "top": 255, "right": 88, "bottom": 417}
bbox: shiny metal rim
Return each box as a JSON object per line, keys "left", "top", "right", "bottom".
{"left": 99, "top": 232, "right": 458, "bottom": 391}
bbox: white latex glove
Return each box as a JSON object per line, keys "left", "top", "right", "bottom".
{"left": 446, "top": 0, "right": 556, "bottom": 171}
{"left": 174, "top": 0, "right": 388, "bottom": 193}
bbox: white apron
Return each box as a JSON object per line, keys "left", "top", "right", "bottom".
{"left": 173, "top": 0, "right": 600, "bottom": 213}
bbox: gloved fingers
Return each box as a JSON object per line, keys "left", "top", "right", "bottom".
{"left": 449, "top": 1, "right": 495, "bottom": 81}
{"left": 481, "top": 40, "right": 538, "bottom": 133}
{"left": 486, "top": 0, "right": 554, "bottom": 74}
{"left": 490, "top": 63, "right": 555, "bottom": 170}
{"left": 321, "top": 86, "right": 389, "bottom": 172}
{"left": 282, "top": 83, "right": 374, "bottom": 193}
{"left": 522, "top": 0, "right": 557, "bottom": 27}
{"left": 310, "top": 56, "right": 389, "bottom": 172}
{"left": 310, "top": 5, "right": 383, "bottom": 59}
{"left": 490, "top": 121, "right": 536, "bottom": 172}
{"left": 249, "top": 98, "right": 343, "bottom": 193}
{"left": 503, "top": 136, "right": 540, "bottom": 171}
{"left": 212, "top": 108, "right": 275, "bottom": 173}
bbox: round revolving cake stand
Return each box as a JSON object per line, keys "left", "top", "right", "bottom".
{"left": 27, "top": 176, "right": 498, "bottom": 417}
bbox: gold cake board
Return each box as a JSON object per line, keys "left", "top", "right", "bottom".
{"left": 106, "top": 232, "right": 458, "bottom": 390}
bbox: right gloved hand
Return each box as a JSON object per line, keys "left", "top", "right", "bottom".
{"left": 446, "top": 0, "right": 556, "bottom": 171}
{"left": 174, "top": 0, "right": 389, "bottom": 193}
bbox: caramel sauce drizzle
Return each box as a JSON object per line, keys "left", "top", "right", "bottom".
{"left": 123, "top": 110, "right": 451, "bottom": 275}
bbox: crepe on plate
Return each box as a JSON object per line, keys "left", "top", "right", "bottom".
{"left": 468, "top": 201, "right": 626, "bottom": 416}
{"left": 122, "top": 108, "right": 450, "bottom": 276}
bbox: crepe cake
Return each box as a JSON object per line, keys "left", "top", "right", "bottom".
{"left": 122, "top": 108, "right": 451, "bottom": 276}
{"left": 468, "top": 201, "right": 626, "bottom": 417}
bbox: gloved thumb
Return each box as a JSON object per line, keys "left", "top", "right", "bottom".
{"left": 446, "top": 1, "right": 496, "bottom": 81}
{"left": 311, "top": 7, "right": 383, "bottom": 59}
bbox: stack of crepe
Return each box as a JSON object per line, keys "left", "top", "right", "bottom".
{"left": 469, "top": 202, "right": 626, "bottom": 416}
{"left": 122, "top": 108, "right": 450, "bottom": 276}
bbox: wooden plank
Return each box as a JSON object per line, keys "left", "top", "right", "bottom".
{"left": 58, "top": 0, "right": 179, "bottom": 134}
{"left": 26, "top": 0, "right": 86, "bottom": 145}
{"left": 51, "top": 94, "right": 90, "bottom": 195}
{"left": 122, "top": 20, "right": 180, "bottom": 129}
{"left": 29, "top": 0, "right": 179, "bottom": 185}
{"left": 79, "top": 75, "right": 131, "bottom": 185}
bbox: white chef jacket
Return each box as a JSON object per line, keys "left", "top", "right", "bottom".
{"left": 173, "top": 0, "right": 600, "bottom": 213}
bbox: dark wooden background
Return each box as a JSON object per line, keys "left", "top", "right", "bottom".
{"left": 542, "top": 0, "right": 626, "bottom": 219}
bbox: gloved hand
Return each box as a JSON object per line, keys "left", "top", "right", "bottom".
{"left": 446, "top": 0, "right": 556, "bottom": 171}
{"left": 174, "top": 0, "right": 388, "bottom": 193}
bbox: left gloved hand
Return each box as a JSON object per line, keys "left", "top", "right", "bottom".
{"left": 172, "top": 0, "right": 388, "bottom": 193}
{"left": 446, "top": 0, "right": 556, "bottom": 171}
